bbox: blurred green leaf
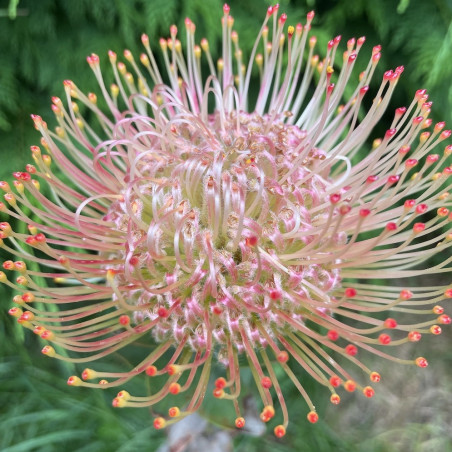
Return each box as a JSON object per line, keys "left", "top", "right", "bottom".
{"left": 3, "top": 430, "right": 88, "bottom": 452}
{"left": 397, "top": 0, "right": 410, "bottom": 14}
{"left": 8, "top": 0, "right": 19, "bottom": 19}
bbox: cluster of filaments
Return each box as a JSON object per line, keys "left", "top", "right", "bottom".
{"left": 2, "top": 3, "right": 451, "bottom": 437}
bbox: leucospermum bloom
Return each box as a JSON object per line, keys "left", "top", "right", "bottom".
{"left": 3, "top": 4, "right": 451, "bottom": 437}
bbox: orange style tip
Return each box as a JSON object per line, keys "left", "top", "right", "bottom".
{"left": 399, "top": 289, "right": 413, "bottom": 300}
{"left": 245, "top": 236, "right": 258, "bottom": 247}
{"left": 33, "top": 325, "right": 45, "bottom": 335}
{"left": 123, "top": 49, "right": 133, "bottom": 61}
{"left": 40, "top": 330, "right": 55, "bottom": 341}
{"left": 329, "top": 375, "right": 341, "bottom": 387}
{"left": 119, "top": 315, "right": 130, "bottom": 325}
{"left": 169, "top": 383, "right": 181, "bottom": 395}
{"left": 384, "top": 318, "right": 397, "bottom": 329}
{"left": 8, "top": 307, "right": 23, "bottom": 317}
{"left": 344, "top": 287, "right": 357, "bottom": 298}
{"left": 235, "top": 417, "right": 245, "bottom": 429}
{"left": 330, "top": 394, "right": 341, "bottom": 405}
{"left": 370, "top": 372, "right": 381, "bottom": 383}
{"left": 145, "top": 365, "right": 158, "bottom": 376}
{"left": 41, "top": 345, "right": 55, "bottom": 357}
{"left": 99, "top": 379, "right": 108, "bottom": 385}
{"left": 22, "top": 292, "right": 35, "bottom": 303}
{"left": 117, "top": 390, "right": 130, "bottom": 400}
{"left": 167, "top": 364, "right": 180, "bottom": 376}
{"left": 157, "top": 306, "right": 169, "bottom": 318}
{"left": 112, "top": 397, "right": 127, "bottom": 408}
{"left": 378, "top": 333, "right": 391, "bottom": 345}
{"left": 213, "top": 388, "right": 224, "bottom": 398}
{"left": 261, "top": 405, "right": 275, "bottom": 419}
{"left": 277, "top": 351, "right": 289, "bottom": 363}
{"left": 82, "top": 368, "right": 96, "bottom": 380}
{"left": 363, "top": 386, "right": 375, "bottom": 398}
{"left": 16, "top": 276, "right": 28, "bottom": 286}
{"left": 415, "top": 357, "right": 428, "bottom": 368}
{"left": 19, "top": 310, "right": 34, "bottom": 321}
{"left": 433, "top": 305, "right": 444, "bottom": 315}
{"left": 106, "top": 269, "right": 117, "bottom": 280}
{"left": 327, "top": 329, "right": 339, "bottom": 341}
{"left": 408, "top": 331, "right": 422, "bottom": 342}
{"left": 344, "top": 380, "right": 356, "bottom": 392}
{"left": 168, "top": 407, "right": 180, "bottom": 418}
{"left": 430, "top": 325, "right": 442, "bottom": 335}
{"left": 274, "top": 425, "right": 286, "bottom": 438}
{"left": 3, "top": 259, "right": 14, "bottom": 270}
{"left": 307, "top": 411, "right": 319, "bottom": 423}
{"left": 261, "top": 376, "right": 272, "bottom": 389}
{"left": 17, "top": 318, "right": 33, "bottom": 328}
{"left": 139, "top": 53, "right": 149, "bottom": 65}
{"left": 153, "top": 417, "right": 166, "bottom": 430}
{"left": 215, "top": 377, "right": 227, "bottom": 389}
{"left": 67, "top": 376, "right": 82, "bottom": 386}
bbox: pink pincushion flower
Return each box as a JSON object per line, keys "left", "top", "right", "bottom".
{"left": 3, "top": 4, "right": 452, "bottom": 437}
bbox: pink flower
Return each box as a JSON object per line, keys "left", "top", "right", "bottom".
{"left": 3, "top": 4, "right": 451, "bottom": 437}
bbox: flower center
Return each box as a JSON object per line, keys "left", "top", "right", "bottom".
{"left": 105, "top": 111, "right": 342, "bottom": 352}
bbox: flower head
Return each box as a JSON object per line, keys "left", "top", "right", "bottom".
{"left": 3, "top": 4, "right": 451, "bottom": 436}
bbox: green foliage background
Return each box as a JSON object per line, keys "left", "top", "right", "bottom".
{"left": 0, "top": 0, "right": 451, "bottom": 451}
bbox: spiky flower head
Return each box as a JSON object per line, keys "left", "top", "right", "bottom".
{"left": 3, "top": 4, "right": 451, "bottom": 436}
